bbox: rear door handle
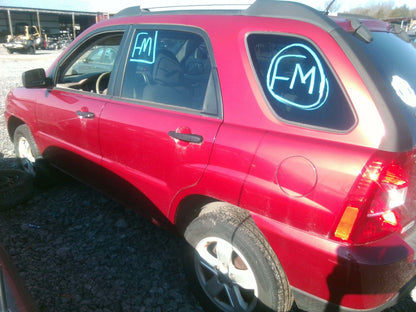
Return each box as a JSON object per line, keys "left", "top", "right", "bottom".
{"left": 76, "top": 110, "right": 95, "bottom": 119}
{"left": 168, "top": 131, "right": 203, "bottom": 144}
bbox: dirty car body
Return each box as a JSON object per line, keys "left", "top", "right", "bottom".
{"left": 4, "top": 0, "right": 416, "bottom": 311}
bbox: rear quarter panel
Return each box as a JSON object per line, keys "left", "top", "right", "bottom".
{"left": 194, "top": 16, "right": 385, "bottom": 230}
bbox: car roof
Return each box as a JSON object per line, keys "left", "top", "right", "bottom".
{"left": 113, "top": 0, "right": 392, "bottom": 38}
{"left": 139, "top": 0, "right": 255, "bottom": 11}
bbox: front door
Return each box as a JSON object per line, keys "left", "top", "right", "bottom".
{"left": 36, "top": 29, "right": 126, "bottom": 171}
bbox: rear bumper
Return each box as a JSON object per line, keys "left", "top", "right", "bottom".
{"left": 251, "top": 213, "right": 416, "bottom": 311}
{"left": 293, "top": 276, "right": 416, "bottom": 312}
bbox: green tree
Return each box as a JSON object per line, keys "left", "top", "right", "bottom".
{"left": 389, "top": 5, "right": 410, "bottom": 18}
{"left": 350, "top": 7, "right": 370, "bottom": 16}
{"left": 346, "top": 2, "right": 416, "bottom": 19}
{"left": 375, "top": 8, "right": 384, "bottom": 18}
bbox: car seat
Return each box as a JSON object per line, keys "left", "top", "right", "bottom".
{"left": 143, "top": 50, "right": 191, "bottom": 107}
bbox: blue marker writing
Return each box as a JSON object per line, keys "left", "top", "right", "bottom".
{"left": 266, "top": 43, "right": 328, "bottom": 111}
{"left": 130, "top": 31, "right": 158, "bottom": 64}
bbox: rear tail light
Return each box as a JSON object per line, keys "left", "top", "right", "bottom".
{"left": 333, "top": 150, "right": 416, "bottom": 244}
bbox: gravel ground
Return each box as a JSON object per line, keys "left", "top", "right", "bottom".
{"left": 0, "top": 45, "right": 415, "bottom": 312}
{"left": 0, "top": 46, "right": 204, "bottom": 312}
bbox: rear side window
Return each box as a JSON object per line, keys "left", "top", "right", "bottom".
{"left": 247, "top": 34, "right": 355, "bottom": 131}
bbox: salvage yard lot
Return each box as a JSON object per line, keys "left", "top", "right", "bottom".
{"left": 0, "top": 45, "right": 414, "bottom": 312}
{"left": 0, "top": 46, "right": 204, "bottom": 312}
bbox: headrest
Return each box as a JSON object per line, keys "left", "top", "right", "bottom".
{"left": 153, "top": 50, "right": 183, "bottom": 86}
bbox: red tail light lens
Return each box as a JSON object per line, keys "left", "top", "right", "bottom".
{"left": 333, "top": 151, "right": 416, "bottom": 244}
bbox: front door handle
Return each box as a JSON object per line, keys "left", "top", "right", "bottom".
{"left": 76, "top": 110, "right": 95, "bottom": 119}
{"left": 168, "top": 131, "right": 203, "bottom": 144}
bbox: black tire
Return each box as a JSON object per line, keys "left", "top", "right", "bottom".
{"left": 13, "top": 124, "right": 56, "bottom": 187}
{"left": 0, "top": 170, "right": 34, "bottom": 208}
{"left": 183, "top": 203, "right": 293, "bottom": 312}
{"left": 28, "top": 45, "right": 35, "bottom": 54}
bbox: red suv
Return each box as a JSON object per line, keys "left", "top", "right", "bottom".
{"left": 4, "top": 1, "right": 416, "bottom": 311}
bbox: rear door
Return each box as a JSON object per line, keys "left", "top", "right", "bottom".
{"left": 99, "top": 27, "right": 222, "bottom": 215}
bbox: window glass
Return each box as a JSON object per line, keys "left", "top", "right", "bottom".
{"left": 87, "top": 48, "right": 104, "bottom": 63}
{"left": 247, "top": 34, "right": 355, "bottom": 130}
{"left": 122, "top": 29, "right": 212, "bottom": 110}
{"left": 355, "top": 32, "right": 416, "bottom": 110}
{"left": 57, "top": 33, "right": 123, "bottom": 94}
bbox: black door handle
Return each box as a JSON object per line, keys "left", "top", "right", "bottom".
{"left": 76, "top": 110, "right": 95, "bottom": 119}
{"left": 168, "top": 131, "right": 203, "bottom": 144}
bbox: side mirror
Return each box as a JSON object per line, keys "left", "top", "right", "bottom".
{"left": 22, "top": 68, "right": 53, "bottom": 89}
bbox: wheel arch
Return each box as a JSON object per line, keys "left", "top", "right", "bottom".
{"left": 7, "top": 116, "right": 25, "bottom": 141}
{"left": 174, "top": 195, "right": 217, "bottom": 235}
{"left": 181, "top": 200, "right": 294, "bottom": 311}
{"left": 174, "top": 196, "right": 253, "bottom": 236}
{"left": 174, "top": 197, "right": 292, "bottom": 284}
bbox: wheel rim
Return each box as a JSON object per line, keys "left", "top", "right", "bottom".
{"left": 17, "top": 137, "right": 36, "bottom": 176}
{"left": 194, "top": 237, "right": 258, "bottom": 312}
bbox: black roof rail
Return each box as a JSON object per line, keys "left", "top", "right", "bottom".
{"left": 244, "top": 0, "right": 340, "bottom": 33}
{"left": 334, "top": 13, "right": 376, "bottom": 20}
{"left": 113, "top": 6, "right": 147, "bottom": 18}
{"left": 112, "top": 0, "right": 342, "bottom": 34}
{"left": 113, "top": 5, "right": 243, "bottom": 18}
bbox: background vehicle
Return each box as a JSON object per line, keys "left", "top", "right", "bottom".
{"left": 4, "top": 25, "right": 46, "bottom": 54}
{"left": 4, "top": 0, "right": 416, "bottom": 311}
{"left": 45, "top": 29, "right": 73, "bottom": 50}
{"left": 0, "top": 241, "right": 38, "bottom": 312}
{"left": 69, "top": 46, "right": 119, "bottom": 75}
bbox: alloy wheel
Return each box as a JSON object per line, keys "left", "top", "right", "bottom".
{"left": 194, "top": 236, "right": 258, "bottom": 312}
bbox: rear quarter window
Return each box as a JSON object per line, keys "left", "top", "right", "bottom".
{"left": 247, "top": 34, "right": 355, "bottom": 131}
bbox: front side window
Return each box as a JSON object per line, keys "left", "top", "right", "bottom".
{"left": 67, "top": 46, "right": 119, "bottom": 76}
{"left": 57, "top": 32, "right": 123, "bottom": 94}
{"left": 247, "top": 34, "right": 355, "bottom": 131}
{"left": 121, "top": 29, "right": 212, "bottom": 111}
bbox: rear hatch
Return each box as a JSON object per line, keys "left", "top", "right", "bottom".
{"left": 330, "top": 18, "right": 416, "bottom": 247}
{"left": 334, "top": 17, "right": 416, "bottom": 152}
